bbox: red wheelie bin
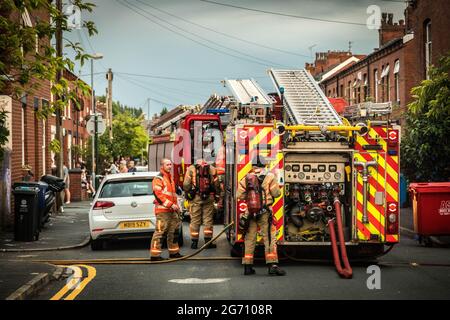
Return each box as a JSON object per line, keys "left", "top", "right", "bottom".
{"left": 409, "top": 182, "right": 450, "bottom": 246}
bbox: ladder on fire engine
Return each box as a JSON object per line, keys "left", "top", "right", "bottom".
{"left": 268, "top": 69, "right": 343, "bottom": 126}
{"left": 224, "top": 78, "right": 274, "bottom": 123}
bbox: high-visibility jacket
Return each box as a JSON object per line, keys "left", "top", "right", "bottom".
{"left": 152, "top": 169, "right": 178, "bottom": 214}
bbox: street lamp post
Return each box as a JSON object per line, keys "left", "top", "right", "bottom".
{"left": 90, "top": 53, "right": 103, "bottom": 191}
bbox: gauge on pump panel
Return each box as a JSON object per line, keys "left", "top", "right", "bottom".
{"left": 324, "top": 172, "right": 331, "bottom": 180}
{"left": 303, "top": 165, "right": 311, "bottom": 172}
{"left": 292, "top": 165, "right": 300, "bottom": 172}
{"left": 285, "top": 165, "right": 292, "bottom": 171}
{"left": 318, "top": 165, "right": 326, "bottom": 172}
{"left": 334, "top": 172, "right": 342, "bottom": 180}
{"left": 298, "top": 172, "right": 305, "bottom": 179}
{"left": 329, "top": 165, "right": 337, "bottom": 172}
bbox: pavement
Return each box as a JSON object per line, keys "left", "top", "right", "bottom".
{"left": 1, "top": 201, "right": 448, "bottom": 300}
{"left": 0, "top": 201, "right": 91, "bottom": 300}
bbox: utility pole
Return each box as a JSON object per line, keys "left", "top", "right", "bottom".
{"left": 107, "top": 68, "right": 113, "bottom": 139}
{"left": 147, "top": 98, "right": 150, "bottom": 135}
{"left": 55, "top": 0, "right": 64, "bottom": 213}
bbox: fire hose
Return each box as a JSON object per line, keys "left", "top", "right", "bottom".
{"left": 34, "top": 222, "right": 235, "bottom": 265}
{"left": 328, "top": 198, "right": 353, "bottom": 279}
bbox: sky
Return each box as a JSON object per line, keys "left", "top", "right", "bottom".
{"left": 66, "top": 0, "right": 407, "bottom": 118}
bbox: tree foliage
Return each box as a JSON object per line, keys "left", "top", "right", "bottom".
{"left": 0, "top": 0, "right": 96, "bottom": 155}
{"left": 401, "top": 52, "right": 450, "bottom": 182}
{"left": 86, "top": 110, "right": 148, "bottom": 172}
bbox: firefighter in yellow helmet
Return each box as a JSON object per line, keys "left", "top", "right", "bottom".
{"left": 183, "top": 159, "right": 221, "bottom": 249}
{"left": 236, "top": 155, "right": 286, "bottom": 276}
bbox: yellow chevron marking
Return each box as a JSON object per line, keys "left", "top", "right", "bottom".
{"left": 358, "top": 230, "right": 368, "bottom": 240}
{"left": 390, "top": 155, "right": 398, "bottom": 165}
{"left": 277, "top": 225, "right": 284, "bottom": 240}
{"left": 368, "top": 128, "right": 387, "bottom": 152}
{"left": 386, "top": 182, "right": 399, "bottom": 202}
{"left": 238, "top": 161, "right": 253, "bottom": 182}
{"left": 386, "top": 161, "right": 399, "bottom": 183}
{"left": 356, "top": 189, "right": 381, "bottom": 236}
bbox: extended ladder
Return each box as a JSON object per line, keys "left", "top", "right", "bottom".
{"left": 268, "top": 69, "right": 343, "bottom": 126}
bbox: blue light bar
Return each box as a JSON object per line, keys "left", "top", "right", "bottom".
{"left": 206, "top": 109, "right": 230, "bottom": 114}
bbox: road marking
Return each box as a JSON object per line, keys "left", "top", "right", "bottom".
{"left": 50, "top": 265, "right": 96, "bottom": 300}
{"left": 169, "top": 278, "right": 231, "bottom": 284}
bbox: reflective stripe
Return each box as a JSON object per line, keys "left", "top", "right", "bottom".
{"left": 204, "top": 230, "right": 213, "bottom": 234}
{"left": 168, "top": 248, "right": 179, "bottom": 252}
{"left": 244, "top": 254, "right": 254, "bottom": 258}
{"left": 163, "top": 199, "right": 172, "bottom": 207}
{"left": 151, "top": 249, "right": 162, "bottom": 253}
{"left": 191, "top": 232, "right": 199, "bottom": 236}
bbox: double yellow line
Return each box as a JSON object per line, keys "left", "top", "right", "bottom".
{"left": 50, "top": 265, "right": 96, "bottom": 300}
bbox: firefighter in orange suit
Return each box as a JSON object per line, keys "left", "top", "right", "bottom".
{"left": 150, "top": 158, "right": 183, "bottom": 261}
{"left": 183, "top": 159, "right": 221, "bottom": 249}
{"left": 236, "top": 156, "right": 286, "bottom": 276}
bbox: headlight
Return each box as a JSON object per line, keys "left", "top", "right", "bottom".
{"left": 324, "top": 172, "right": 331, "bottom": 180}
{"left": 334, "top": 172, "right": 341, "bottom": 180}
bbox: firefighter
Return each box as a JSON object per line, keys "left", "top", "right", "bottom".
{"left": 183, "top": 158, "right": 221, "bottom": 249}
{"left": 149, "top": 158, "right": 183, "bottom": 261}
{"left": 237, "top": 155, "right": 286, "bottom": 276}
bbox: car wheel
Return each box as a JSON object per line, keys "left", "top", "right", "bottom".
{"left": 90, "top": 237, "right": 105, "bottom": 251}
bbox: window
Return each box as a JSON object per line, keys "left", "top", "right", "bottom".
{"left": 374, "top": 69, "right": 379, "bottom": 102}
{"left": 363, "top": 74, "right": 368, "bottom": 101}
{"left": 424, "top": 20, "right": 432, "bottom": 79}
{"left": 100, "top": 179, "right": 153, "bottom": 198}
{"left": 347, "top": 81, "right": 351, "bottom": 101}
{"left": 394, "top": 60, "right": 400, "bottom": 103}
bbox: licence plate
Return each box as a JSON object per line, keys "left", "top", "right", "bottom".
{"left": 119, "top": 221, "right": 150, "bottom": 229}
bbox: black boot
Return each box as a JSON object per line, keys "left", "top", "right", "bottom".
{"left": 268, "top": 264, "right": 286, "bottom": 276}
{"left": 244, "top": 265, "right": 256, "bottom": 275}
{"left": 169, "top": 252, "right": 184, "bottom": 259}
{"left": 204, "top": 239, "right": 217, "bottom": 249}
{"left": 191, "top": 239, "right": 198, "bottom": 249}
{"left": 150, "top": 256, "right": 167, "bottom": 262}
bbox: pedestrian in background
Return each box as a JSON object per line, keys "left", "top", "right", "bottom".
{"left": 119, "top": 160, "right": 128, "bottom": 173}
{"left": 63, "top": 163, "right": 71, "bottom": 205}
{"left": 149, "top": 158, "right": 183, "bottom": 261}
{"left": 128, "top": 160, "right": 137, "bottom": 173}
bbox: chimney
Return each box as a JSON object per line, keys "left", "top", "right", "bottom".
{"left": 378, "top": 12, "right": 406, "bottom": 47}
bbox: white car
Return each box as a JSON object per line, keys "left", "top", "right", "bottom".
{"left": 89, "top": 172, "right": 183, "bottom": 250}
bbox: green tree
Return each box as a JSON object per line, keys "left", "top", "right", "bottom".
{"left": 160, "top": 107, "right": 168, "bottom": 116}
{"left": 0, "top": 0, "right": 96, "bottom": 155}
{"left": 401, "top": 52, "right": 450, "bottom": 182}
{"left": 110, "top": 111, "right": 148, "bottom": 159}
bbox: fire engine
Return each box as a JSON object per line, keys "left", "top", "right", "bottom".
{"left": 220, "top": 70, "right": 401, "bottom": 278}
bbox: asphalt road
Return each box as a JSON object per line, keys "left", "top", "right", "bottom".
{"left": 25, "top": 222, "right": 450, "bottom": 300}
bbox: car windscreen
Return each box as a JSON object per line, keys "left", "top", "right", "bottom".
{"left": 100, "top": 179, "right": 153, "bottom": 198}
